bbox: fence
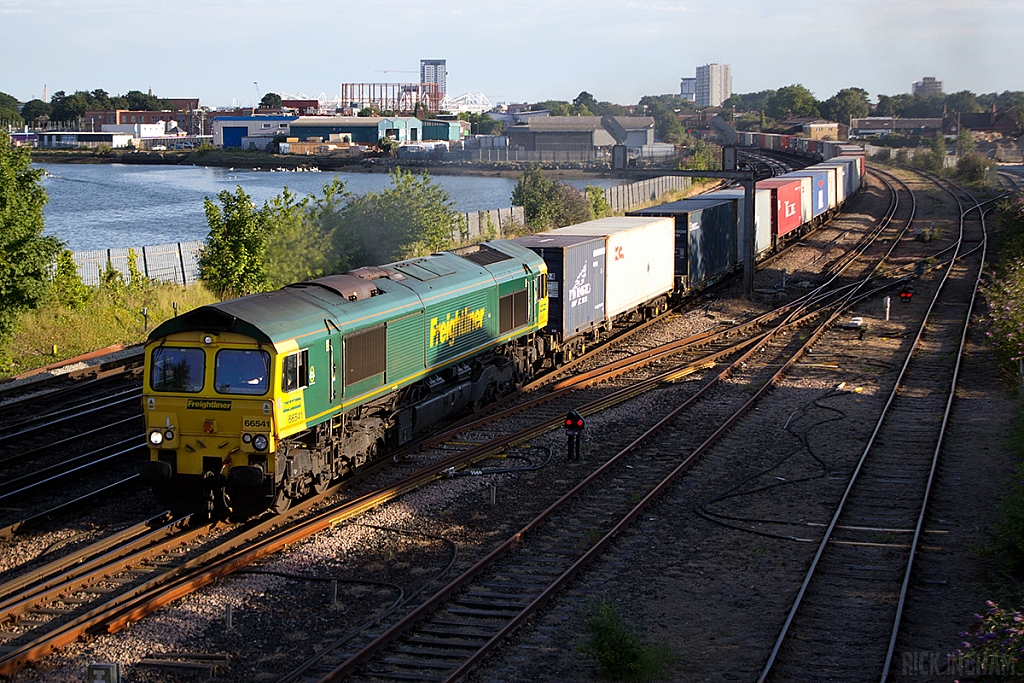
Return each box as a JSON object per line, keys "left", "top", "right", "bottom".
{"left": 70, "top": 174, "right": 687, "bottom": 286}
{"left": 602, "top": 175, "right": 691, "bottom": 213}
{"left": 862, "top": 144, "right": 958, "bottom": 168}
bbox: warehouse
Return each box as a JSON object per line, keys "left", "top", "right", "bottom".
{"left": 287, "top": 116, "right": 424, "bottom": 145}
{"left": 506, "top": 116, "right": 655, "bottom": 153}
{"left": 213, "top": 116, "right": 297, "bottom": 148}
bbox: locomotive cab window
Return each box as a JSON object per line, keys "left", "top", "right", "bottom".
{"left": 215, "top": 349, "right": 270, "bottom": 395}
{"left": 538, "top": 273, "right": 547, "bottom": 299}
{"left": 150, "top": 347, "right": 206, "bottom": 393}
{"left": 281, "top": 349, "right": 309, "bottom": 393}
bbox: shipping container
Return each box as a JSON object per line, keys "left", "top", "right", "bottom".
{"left": 829, "top": 154, "right": 863, "bottom": 191}
{"left": 704, "top": 188, "right": 774, "bottom": 258}
{"left": 514, "top": 233, "right": 607, "bottom": 342}
{"left": 547, "top": 217, "right": 674, "bottom": 318}
{"left": 781, "top": 169, "right": 829, "bottom": 218}
{"left": 785, "top": 175, "right": 813, "bottom": 225}
{"left": 757, "top": 178, "right": 804, "bottom": 240}
{"left": 627, "top": 199, "right": 737, "bottom": 289}
{"left": 821, "top": 158, "right": 857, "bottom": 197}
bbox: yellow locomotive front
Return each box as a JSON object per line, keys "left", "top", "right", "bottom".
{"left": 140, "top": 330, "right": 280, "bottom": 518}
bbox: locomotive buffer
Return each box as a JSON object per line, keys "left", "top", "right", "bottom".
{"left": 610, "top": 115, "right": 759, "bottom": 297}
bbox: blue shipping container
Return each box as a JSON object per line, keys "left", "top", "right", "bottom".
{"left": 782, "top": 170, "right": 829, "bottom": 218}
{"left": 627, "top": 198, "right": 736, "bottom": 288}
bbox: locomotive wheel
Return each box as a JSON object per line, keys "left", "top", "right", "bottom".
{"left": 271, "top": 489, "right": 292, "bottom": 514}
{"left": 312, "top": 473, "right": 329, "bottom": 495}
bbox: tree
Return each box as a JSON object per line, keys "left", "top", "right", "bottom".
{"left": 819, "top": 88, "right": 871, "bottom": 124}
{"left": 928, "top": 134, "right": 948, "bottom": 173}
{"left": 639, "top": 96, "right": 685, "bottom": 144}
{"left": 458, "top": 112, "right": 503, "bottom": 135}
{"left": 124, "top": 90, "right": 169, "bottom": 111}
{"left": 944, "top": 90, "right": 981, "bottom": 114}
{"left": 956, "top": 128, "right": 976, "bottom": 156}
{"left": 260, "top": 92, "right": 283, "bottom": 109}
{"left": 723, "top": 90, "right": 775, "bottom": 113}
{"left": 263, "top": 181, "right": 348, "bottom": 289}
{"left": 511, "top": 167, "right": 593, "bottom": 231}
{"left": 198, "top": 186, "right": 272, "bottom": 298}
{"left": 586, "top": 186, "right": 612, "bottom": 219}
{"left": 329, "top": 168, "right": 465, "bottom": 268}
{"left": 765, "top": 85, "right": 819, "bottom": 119}
{"left": 955, "top": 152, "right": 993, "bottom": 183}
{"left": 0, "top": 132, "right": 63, "bottom": 340}
{"left": 0, "top": 91, "right": 21, "bottom": 127}
{"left": 20, "top": 99, "right": 51, "bottom": 124}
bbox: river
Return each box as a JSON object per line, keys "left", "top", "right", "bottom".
{"left": 37, "top": 164, "right": 622, "bottom": 252}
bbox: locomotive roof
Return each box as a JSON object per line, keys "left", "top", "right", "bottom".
{"left": 148, "top": 240, "right": 544, "bottom": 347}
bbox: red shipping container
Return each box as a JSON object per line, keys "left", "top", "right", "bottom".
{"left": 758, "top": 178, "right": 803, "bottom": 240}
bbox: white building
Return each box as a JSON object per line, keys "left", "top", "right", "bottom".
{"left": 695, "top": 63, "right": 732, "bottom": 108}
{"left": 420, "top": 59, "right": 447, "bottom": 97}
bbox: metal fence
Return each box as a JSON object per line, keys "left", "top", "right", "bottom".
{"left": 70, "top": 175, "right": 686, "bottom": 286}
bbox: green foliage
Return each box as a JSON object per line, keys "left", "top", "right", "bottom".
{"left": 377, "top": 137, "right": 399, "bottom": 156}
{"left": 259, "top": 92, "right": 283, "bottom": 109}
{"left": 48, "top": 89, "right": 170, "bottom": 122}
{"left": 956, "top": 128, "right": 977, "bottom": 156}
{"left": 953, "top": 601, "right": 1024, "bottom": 677}
{"left": 578, "top": 601, "right": 673, "bottom": 682}
{"left": 330, "top": 168, "right": 464, "bottom": 267}
{"left": 819, "top": 87, "right": 871, "bottom": 123}
{"left": 49, "top": 249, "right": 91, "bottom": 310}
{"left": 764, "top": 84, "right": 819, "bottom": 119}
{"left": 0, "top": 132, "right": 63, "bottom": 341}
{"left": 198, "top": 186, "right": 272, "bottom": 298}
{"left": 263, "top": 182, "right": 347, "bottom": 289}
{"left": 928, "top": 134, "right": 948, "bottom": 173}
{"left": 638, "top": 96, "right": 685, "bottom": 144}
{"left": 19, "top": 99, "right": 51, "bottom": 124}
{"left": 679, "top": 136, "right": 721, "bottom": 173}
{"left": 457, "top": 112, "right": 503, "bottom": 135}
{"left": 956, "top": 152, "right": 993, "bottom": 184}
{"left": 723, "top": 90, "right": 775, "bottom": 113}
{"left": 587, "top": 185, "right": 612, "bottom": 219}
{"left": 511, "top": 166, "right": 594, "bottom": 231}
{"left": 0, "top": 91, "right": 22, "bottom": 127}
{"left": 944, "top": 90, "right": 982, "bottom": 114}
{"left": 982, "top": 193, "right": 1024, "bottom": 367}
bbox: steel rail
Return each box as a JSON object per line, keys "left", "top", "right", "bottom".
{"left": 756, "top": 170, "right": 983, "bottom": 683}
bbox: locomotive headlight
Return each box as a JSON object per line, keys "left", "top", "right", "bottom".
{"left": 253, "top": 434, "right": 269, "bottom": 452}
{"left": 164, "top": 429, "right": 175, "bottom": 441}
{"left": 149, "top": 430, "right": 164, "bottom": 446}
{"left": 242, "top": 433, "right": 252, "bottom": 444}
{"left": 203, "top": 335, "right": 214, "bottom": 345}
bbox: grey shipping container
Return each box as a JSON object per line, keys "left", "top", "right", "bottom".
{"left": 628, "top": 198, "right": 736, "bottom": 289}
{"left": 513, "top": 233, "right": 607, "bottom": 341}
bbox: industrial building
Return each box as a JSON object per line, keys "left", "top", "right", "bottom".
{"left": 506, "top": 117, "right": 655, "bottom": 153}
{"left": 287, "top": 116, "right": 424, "bottom": 144}
{"left": 212, "top": 116, "right": 296, "bottom": 148}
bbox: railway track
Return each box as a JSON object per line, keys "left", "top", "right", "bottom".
{"left": 0, "top": 171, "right": 902, "bottom": 679}
{"left": 280, "top": 172, "right": 916, "bottom": 683}
{"left": 756, "top": 173, "right": 994, "bottom": 683}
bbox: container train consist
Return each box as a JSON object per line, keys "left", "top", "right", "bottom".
{"left": 140, "top": 139, "right": 864, "bottom": 519}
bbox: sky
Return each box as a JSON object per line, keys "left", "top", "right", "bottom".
{"left": 1, "top": 0, "right": 1021, "bottom": 108}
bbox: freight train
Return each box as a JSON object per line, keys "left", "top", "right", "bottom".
{"left": 140, "top": 139, "right": 864, "bottom": 519}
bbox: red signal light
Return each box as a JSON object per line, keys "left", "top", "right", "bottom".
{"left": 575, "top": 420, "right": 584, "bottom": 427}
{"left": 565, "top": 419, "right": 573, "bottom": 427}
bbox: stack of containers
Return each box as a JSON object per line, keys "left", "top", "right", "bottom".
{"left": 820, "top": 157, "right": 859, "bottom": 197}
{"left": 702, "top": 188, "right": 774, "bottom": 259}
{"left": 513, "top": 233, "right": 607, "bottom": 343}
{"left": 757, "top": 178, "right": 804, "bottom": 244}
{"left": 626, "top": 199, "right": 737, "bottom": 290}
{"left": 780, "top": 167, "right": 830, "bottom": 220}
{"left": 545, "top": 217, "right": 675, "bottom": 320}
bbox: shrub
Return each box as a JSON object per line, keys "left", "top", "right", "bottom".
{"left": 578, "top": 601, "right": 673, "bottom": 682}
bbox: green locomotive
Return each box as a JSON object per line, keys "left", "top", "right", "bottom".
{"left": 141, "top": 240, "right": 548, "bottom": 518}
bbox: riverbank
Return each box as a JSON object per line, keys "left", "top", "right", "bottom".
{"left": 29, "top": 148, "right": 634, "bottom": 181}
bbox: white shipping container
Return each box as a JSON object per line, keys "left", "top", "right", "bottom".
{"left": 819, "top": 162, "right": 847, "bottom": 204}
{"left": 547, "top": 217, "right": 674, "bottom": 318}
{"left": 789, "top": 175, "right": 813, "bottom": 225}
